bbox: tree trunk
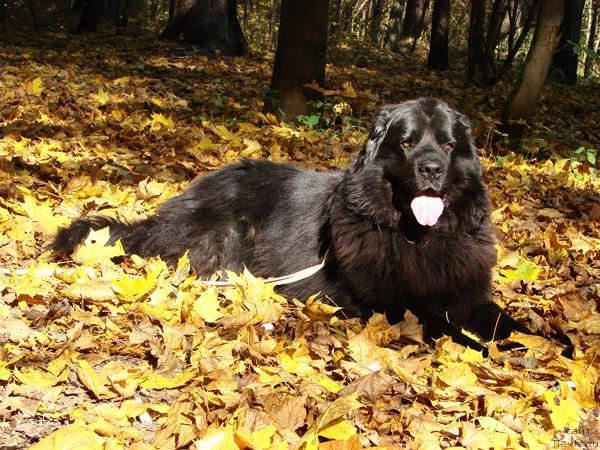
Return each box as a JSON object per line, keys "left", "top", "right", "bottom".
{"left": 370, "top": 0, "right": 385, "bottom": 46}
{"left": 161, "top": 0, "right": 248, "bottom": 56}
{"left": 387, "top": 0, "right": 405, "bottom": 53}
{"left": 507, "top": 0, "right": 519, "bottom": 52}
{"left": 551, "top": 0, "right": 585, "bottom": 83}
{"left": 427, "top": 0, "right": 450, "bottom": 70}
{"left": 501, "top": 0, "right": 564, "bottom": 146}
{"left": 584, "top": 0, "right": 599, "bottom": 78}
{"left": 481, "top": 0, "right": 507, "bottom": 83}
{"left": 401, "top": 0, "right": 427, "bottom": 39}
{"left": 77, "top": 0, "right": 106, "bottom": 32}
{"left": 467, "top": 0, "right": 485, "bottom": 79}
{"left": 329, "top": 0, "right": 342, "bottom": 39}
{"left": 167, "top": 0, "right": 176, "bottom": 22}
{"left": 162, "top": 0, "right": 198, "bottom": 39}
{"left": 501, "top": 0, "right": 540, "bottom": 73}
{"left": 267, "top": 0, "right": 329, "bottom": 121}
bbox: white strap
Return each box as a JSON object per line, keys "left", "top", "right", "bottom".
{"left": 1, "top": 254, "right": 328, "bottom": 287}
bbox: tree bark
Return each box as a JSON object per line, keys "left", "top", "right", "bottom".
{"left": 167, "top": 0, "right": 176, "bottom": 23}
{"left": 427, "top": 0, "right": 450, "bottom": 70}
{"left": 501, "top": 0, "right": 540, "bottom": 73}
{"left": 267, "top": 0, "right": 329, "bottom": 121}
{"left": 77, "top": 0, "right": 106, "bottom": 32}
{"left": 480, "top": 0, "right": 507, "bottom": 83}
{"left": 401, "top": 0, "right": 427, "bottom": 39}
{"left": 329, "top": 0, "right": 342, "bottom": 39}
{"left": 584, "top": 0, "right": 599, "bottom": 78}
{"left": 501, "top": 0, "right": 564, "bottom": 146}
{"left": 387, "top": 0, "right": 405, "bottom": 53}
{"left": 467, "top": 0, "right": 485, "bottom": 79}
{"left": 161, "top": 0, "right": 248, "bottom": 56}
{"left": 551, "top": 0, "right": 585, "bottom": 84}
{"left": 370, "top": 0, "right": 385, "bottom": 46}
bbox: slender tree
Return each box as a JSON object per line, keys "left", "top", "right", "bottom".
{"left": 467, "top": 0, "right": 485, "bottom": 80}
{"left": 161, "top": 0, "right": 248, "bottom": 56}
{"left": 167, "top": 0, "right": 176, "bottom": 23}
{"left": 501, "top": 0, "right": 540, "bottom": 73}
{"left": 267, "top": 0, "right": 329, "bottom": 121}
{"left": 584, "top": 0, "right": 599, "bottom": 78}
{"left": 551, "top": 0, "right": 585, "bottom": 83}
{"left": 387, "top": 0, "right": 405, "bottom": 53}
{"left": 502, "top": 0, "right": 565, "bottom": 145}
{"left": 401, "top": 0, "right": 427, "bottom": 39}
{"left": 480, "top": 0, "right": 507, "bottom": 83}
{"left": 370, "top": 0, "right": 386, "bottom": 46}
{"left": 427, "top": 0, "right": 450, "bottom": 70}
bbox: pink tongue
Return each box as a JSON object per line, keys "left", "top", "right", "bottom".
{"left": 410, "top": 196, "right": 444, "bottom": 226}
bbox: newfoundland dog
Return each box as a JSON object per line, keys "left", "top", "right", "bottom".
{"left": 52, "top": 98, "right": 539, "bottom": 350}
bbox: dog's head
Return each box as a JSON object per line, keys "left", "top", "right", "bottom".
{"left": 349, "top": 98, "right": 485, "bottom": 229}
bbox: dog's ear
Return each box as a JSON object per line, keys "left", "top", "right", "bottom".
{"left": 455, "top": 111, "right": 483, "bottom": 179}
{"left": 353, "top": 105, "right": 400, "bottom": 170}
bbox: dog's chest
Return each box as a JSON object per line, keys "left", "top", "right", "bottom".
{"left": 332, "top": 223, "right": 494, "bottom": 302}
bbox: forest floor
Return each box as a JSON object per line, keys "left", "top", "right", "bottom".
{"left": 0, "top": 29, "right": 599, "bottom": 449}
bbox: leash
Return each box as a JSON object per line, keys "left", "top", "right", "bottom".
{"left": 1, "top": 252, "right": 329, "bottom": 287}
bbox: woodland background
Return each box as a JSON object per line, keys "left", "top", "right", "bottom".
{"left": 0, "top": 0, "right": 599, "bottom": 448}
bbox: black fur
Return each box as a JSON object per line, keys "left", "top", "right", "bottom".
{"left": 52, "top": 98, "right": 538, "bottom": 350}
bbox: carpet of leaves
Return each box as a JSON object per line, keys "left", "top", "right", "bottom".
{"left": 0, "top": 31, "right": 599, "bottom": 449}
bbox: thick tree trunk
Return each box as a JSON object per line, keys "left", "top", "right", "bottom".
{"left": 161, "top": 0, "right": 248, "bottom": 56}
{"left": 502, "top": 0, "right": 564, "bottom": 146}
{"left": 267, "top": 0, "right": 329, "bottom": 121}
{"left": 427, "top": 0, "right": 450, "bottom": 70}
{"left": 370, "top": 0, "right": 385, "bottom": 46}
{"left": 467, "top": 0, "right": 485, "bottom": 79}
{"left": 401, "top": 0, "right": 427, "bottom": 39}
{"left": 77, "top": 0, "right": 106, "bottom": 32}
{"left": 551, "top": 0, "right": 585, "bottom": 84}
{"left": 387, "top": 0, "right": 405, "bottom": 53}
{"left": 584, "top": 0, "right": 599, "bottom": 78}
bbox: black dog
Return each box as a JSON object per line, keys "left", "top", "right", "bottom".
{"left": 52, "top": 98, "right": 539, "bottom": 350}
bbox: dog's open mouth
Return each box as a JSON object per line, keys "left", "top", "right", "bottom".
{"left": 410, "top": 195, "right": 444, "bottom": 226}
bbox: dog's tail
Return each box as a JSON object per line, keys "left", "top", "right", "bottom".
{"left": 50, "top": 216, "right": 148, "bottom": 257}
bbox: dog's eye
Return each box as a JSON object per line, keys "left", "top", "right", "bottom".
{"left": 400, "top": 140, "right": 413, "bottom": 149}
{"left": 443, "top": 143, "right": 455, "bottom": 152}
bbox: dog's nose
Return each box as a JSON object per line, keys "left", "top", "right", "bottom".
{"left": 418, "top": 161, "right": 443, "bottom": 180}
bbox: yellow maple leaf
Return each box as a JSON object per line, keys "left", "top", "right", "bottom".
{"left": 94, "top": 89, "right": 109, "bottom": 105}
{"left": 75, "top": 359, "right": 114, "bottom": 399}
{"left": 73, "top": 227, "right": 125, "bottom": 266}
{"left": 341, "top": 81, "right": 357, "bottom": 98}
{"left": 318, "top": 419, "right": 356, "bottom": 440}
{"left": 317, "top": 394, "right": 362, "bottom": 431}
{"left": 236, "top": 424, "right": 277, "bottom": 449}
{"left": 23, "top": 77, "right": 43, "bottom": 96}
{"left": 195, "top": 426, "right": 238, "bottom": 450}
{"left": 20, "top": 193, "right": 68, "bottom": 236}
{"left": 29, "top": 424, "right": 104, "bottom": 450}
{"left": 240, "top": 138, "right": 261, "bottom": 157}
{"left": 190, "top": 288, "right": 224, "bottom": 323}
{"left": 110, "top": 265, "right": 162, "bottom": 302}
{"left": 212, "top": 124, "right": 238, "bottom": 142}
{"left": 13, "top": 366, "right": 68, "bottom": 387}
{"left": 544, "top": 382, "right": 582, "bottom": 430}
{"left": 147, "top": 112, "right": 174, "bottom": 131}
